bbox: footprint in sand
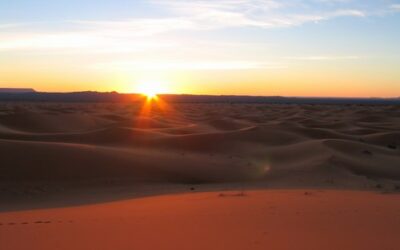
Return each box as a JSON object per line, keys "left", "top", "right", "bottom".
{"left": 0, "top": 220, "right": 71, "bottom": 226}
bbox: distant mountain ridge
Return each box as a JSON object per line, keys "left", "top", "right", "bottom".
{"left": 0, "top": 91, "right": 398, "bottom": 105}
{"left": 0, "top": 88, "right": 36, "bottom": 93}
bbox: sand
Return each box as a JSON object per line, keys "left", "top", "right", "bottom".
{"left": 0, "top": 101, "right": 400, "bottom": 249}
{"left": 1, "top": 190, "right": 400, "bottom": 250}
{"left": 0, "top": 102, "right": 399, "bottom": 187}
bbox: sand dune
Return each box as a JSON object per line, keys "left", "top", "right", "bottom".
{"left": 0, "top": 102, "right": 399, "bottom": 190}
{"left": 1, "top": 102, "right": 400, "bottom": 250}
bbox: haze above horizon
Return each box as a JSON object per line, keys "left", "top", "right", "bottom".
{"left": 1, "top": 0, "right": 400, "bottom": 97}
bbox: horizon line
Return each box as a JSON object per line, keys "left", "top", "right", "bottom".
{"left": 0, "top": 88, "right": 399, "bottom": 99}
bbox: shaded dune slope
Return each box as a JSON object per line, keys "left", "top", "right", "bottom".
{"left": 0, "top": 103, "right": 399, "bottom": 186}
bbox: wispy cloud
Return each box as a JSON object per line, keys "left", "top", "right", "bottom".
{"left": 94, "top": 60, "right": 287, "bottom": 71}
{"left": 0, "top": 23, "right": 30, "bottom": 29}
{"left": 0, "top": 30, "right": 177, "bottom": 52}
{"left": 144, "top": 0, "right": 370, "bottom": 30}
{"left": 390, "top": 4, "right": 400, "bottom": 11}
{"left": 0, "top": 33, "right": 99, "bottom": 50}
{"left": 0, "top": 0, "right": 396, "bottom": 54}
{"left": 72, "top": 18, "right": 195, "bottom": 37}
{"left": 286, "top": 55, "right": 361, "bottom": 61}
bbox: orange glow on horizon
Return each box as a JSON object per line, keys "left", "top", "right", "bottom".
{"left": 1, "top": 66, "right": 399, "bottom": 98}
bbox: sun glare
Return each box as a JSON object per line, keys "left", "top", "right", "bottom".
{"left": 144, "top": 89, "right": 157, "bottom": 99}
{"left": 136, "top": 81, "right": 169, "bottom": 99}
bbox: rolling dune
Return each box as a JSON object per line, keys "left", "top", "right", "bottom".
{"left": 0, "top": 102, "right": 399, "bottom": 190}
{"left": 1, "top": 101, "right": 400, "bottom": 250}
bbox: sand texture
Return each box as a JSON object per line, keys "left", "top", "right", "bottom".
{"left": 1, "top": 190, "right": 400, "bottom": 250}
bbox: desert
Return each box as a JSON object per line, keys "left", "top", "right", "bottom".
{"left": 0, "top": 100, "right": 399, "bottom": 249}
{"left": 1, "top": 0, "right": 400, "bottom": 248}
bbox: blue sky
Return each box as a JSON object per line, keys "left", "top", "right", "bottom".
{"left": 0, "top": 0, "right": 399, "bottom": 96}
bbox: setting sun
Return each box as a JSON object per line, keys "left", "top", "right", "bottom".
{"left": 143, "top": 89, "right": 157, "bottom": 99}
{"left": 135, "top": 81, "right": 169, "bottom": 99}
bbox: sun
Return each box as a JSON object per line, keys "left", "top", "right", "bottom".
{"left": 136, "top": 81, "right": 169, "bottom": 99}
{"left": 143, "top": 89, "right": 157, "bottom": 99}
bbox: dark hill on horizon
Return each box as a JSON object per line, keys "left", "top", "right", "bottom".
{"left": 0, "top": 88, "right": 36, "bottom": 93}
{"left": 0, "top": 91, "right": 399, "bottom": 105}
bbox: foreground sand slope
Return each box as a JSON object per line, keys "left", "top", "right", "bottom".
{"left": 1, "top": 190, "right": 400, "bottom": 250}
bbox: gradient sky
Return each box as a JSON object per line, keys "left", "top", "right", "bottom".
{"left": 1, "top": 0, "right": 400, "bottom": 97}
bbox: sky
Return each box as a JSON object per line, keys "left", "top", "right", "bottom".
{"left": 0, "top": 0, "right": 399, "bottom": 97}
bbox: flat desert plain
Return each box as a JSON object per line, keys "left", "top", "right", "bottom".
{"left": 0, "top": 102, "right": 399, "bottom": 250}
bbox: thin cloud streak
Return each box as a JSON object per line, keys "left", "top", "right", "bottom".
{"left": 0, "top": 30, "right": 177, "bottom": 52}
{"left": 153, "top": 0, "right": 367, "bottom": 29}
{"left": 286, "top": 55, "right": 362, "bottom": 61}
{"left": 390, "top": 4, "right": 400, "bottom": 11}
{"left": 0, "top": 23, "right": 24, "bottom": 29}
{"left": 93, "top": 60, "right": 287, "bottom": 71}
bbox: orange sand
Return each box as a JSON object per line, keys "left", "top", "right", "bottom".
{"left": 1, "top": 190, "right": 400, "bottom": 250}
